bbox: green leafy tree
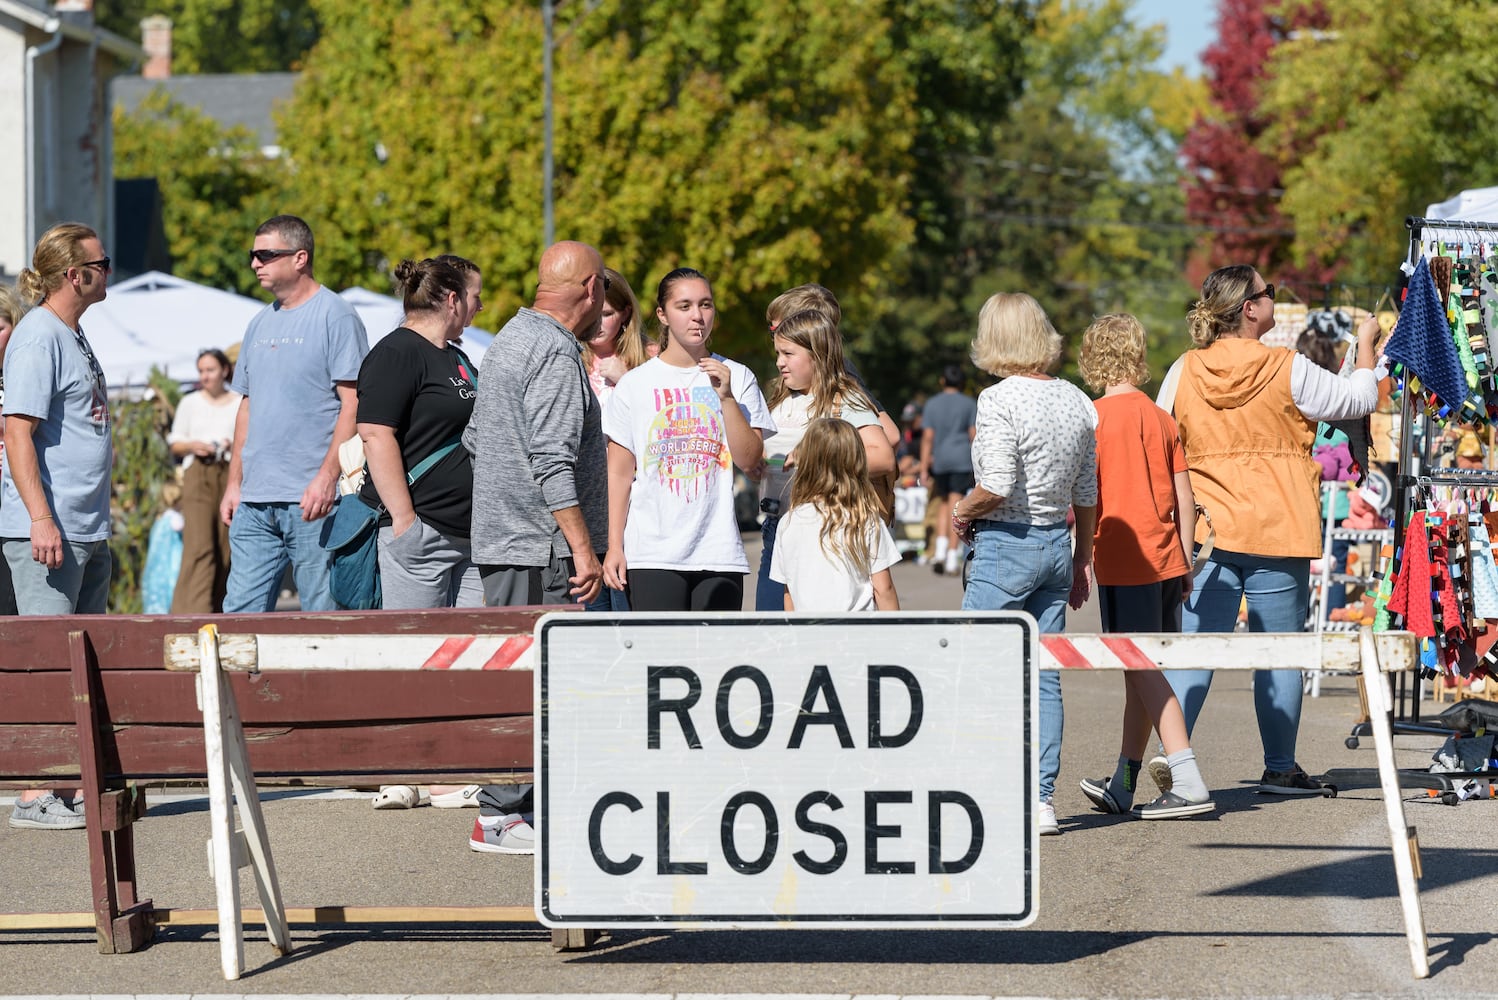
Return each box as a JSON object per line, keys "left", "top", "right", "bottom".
{"left": 1260, "top": 0, "right": 1498, "bottom": 283}
{"left": 277, "top": 0, "right": 923, "bottom": 376}
{"left": 862, "top": 0, "right": 1201, "bottom": 394}
{"left": 97, "top": 0, "right": 319, "bottom": 72}
{"left": 109, "top": 370, "right": 182, "bottom": 614}
{"left": 113, "top": 90, "right": 279, "bottom": 295}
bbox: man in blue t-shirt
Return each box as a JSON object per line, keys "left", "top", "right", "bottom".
{"left": 920, "top": 364, "right": 978, "bottom": 576}
{"left": 1, "top": 222, "right": 114, "bottom": 830}
{"left": 220, "top": 215, "right": 368, "bottom": 612}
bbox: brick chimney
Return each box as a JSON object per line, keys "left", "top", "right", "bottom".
{"left": 141, "top": 15, "right": 172, "bottom": 80}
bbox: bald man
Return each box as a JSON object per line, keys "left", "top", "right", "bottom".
{"left": 461, "top": 241, "right": 610, "bottom": 853}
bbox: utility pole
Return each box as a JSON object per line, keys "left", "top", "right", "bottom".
{"left": 542, "top": 0, "right": 556, "bottom": 249}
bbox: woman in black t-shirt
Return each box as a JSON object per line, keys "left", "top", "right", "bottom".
{"left": 356, "top": 257, "right": 481, "bottom": 610}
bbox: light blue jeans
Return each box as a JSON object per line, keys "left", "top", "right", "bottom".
{"left": 223, "top": 502, "right": 334, "bottom": 613}
{"left": 961, "top": 520, "right": 1071, "bottom": 802}
{"left": 1169, "top": 549, "right": 1310, "bottom": 773}
{"left": 3, "top": 537, "right": 111, "bottom": 614}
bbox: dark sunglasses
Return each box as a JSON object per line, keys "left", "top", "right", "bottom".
{"left": 249, "top": 248, "right": 299, "bottom": 265}
{"left": 1241, "top": 283, "right": 1275, "bottom": 306}
{"left": 79, "top": 257, "right": 111, "bottom": 272}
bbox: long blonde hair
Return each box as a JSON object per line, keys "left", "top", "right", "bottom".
{"left": 787, "top": 418, "right": 885, "bottom": 575}
{"left": 17, "top": 222, "right": 98, "bottom": 305}
{"left": 764, "top": 309, "right": 876, "bottom": 415}
{"left": 584, "top": 267, "right": 649, "bottom": 371}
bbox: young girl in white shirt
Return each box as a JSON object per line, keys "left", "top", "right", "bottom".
{"left": 769, "top": 418, "right": 901, "bottom": 612}
{"left": 755, "top": 308, "right": 896, "bottom": 609}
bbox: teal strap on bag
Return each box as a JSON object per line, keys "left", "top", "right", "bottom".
{"left": 403, "top": 434, "right": 464, "bottom": 487}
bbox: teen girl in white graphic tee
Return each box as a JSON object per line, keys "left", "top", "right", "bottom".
{"left": 602, "top": 268, "right": 775, "bottom": 611}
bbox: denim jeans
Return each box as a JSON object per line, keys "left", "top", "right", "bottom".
{"left": 3, "top": 537, "right": 111, "bottom": 614}
{"left": 961, "top": 520, "right": 1072, "bottom": 802}
{"left": 1169, "top": 548, "right": 1310, "bottom": 773}
{"left": 755, "top": 514, "right": 787, "bottom": 611}
{"left": 223, "top": 502, "right": 334, "bottom": 613}
{"left": 584, "top": 586, "right": 630, "bottom": 612}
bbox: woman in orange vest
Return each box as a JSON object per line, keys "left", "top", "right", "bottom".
{"left": 1168, "top": 265, "right": 1379, "bottom": 795}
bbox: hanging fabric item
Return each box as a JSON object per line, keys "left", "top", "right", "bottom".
{"left": 1469, "top": 513, "right": 1498, "bottom": 619}
{"left": 1386, "top": 511, "right": 1435, "bottom": 638}
{"left": 1385, "top": 255, "right": 1472, "bottom": 416}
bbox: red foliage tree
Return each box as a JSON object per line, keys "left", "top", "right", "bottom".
{"left": 1181, "top": 0, "right": 1334, "bottom": 286}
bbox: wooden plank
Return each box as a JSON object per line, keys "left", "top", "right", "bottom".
{"left": 0, "top": 608, "right": 553, "bottom": 672}
{"left": 68, "top": 630, "right": 119, "bottom": 954}
{"left": 156, "top": 905, "right": 541, "bottom": 925}
{"left": 0, "top": 669, "right": 533, "bottom": 725}
{"left": 0, "top": 719, "right": 534, "bottom": 779}
{"left": 165, "top": 632, "right": 537, "bottom": 672}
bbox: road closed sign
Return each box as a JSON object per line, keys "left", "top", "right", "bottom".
{"left": 535, "top": 612, "right": 1037, "bottom": 929}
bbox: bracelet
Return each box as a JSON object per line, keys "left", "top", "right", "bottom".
{"left": 31, "top": 514, "right": 53, "bottom": 522}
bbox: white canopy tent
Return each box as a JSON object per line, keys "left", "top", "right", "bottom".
{"left": 337, "top": 287, "right": 494, "bottom": 366}
{"left": 87, "top": 271, "right": 266, "bottom": 388}
{"left": 1419, "top": 186, "right": 1498, "bottom": 249}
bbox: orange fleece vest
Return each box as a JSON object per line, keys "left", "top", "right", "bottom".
{"left": 1174, "top": 339, "right": 1321, "bottom": 559}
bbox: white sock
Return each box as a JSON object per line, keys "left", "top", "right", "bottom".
{"left": 945, "top": 549, "right": 961, "bottom": 572}
{"left": 1167, "top": 749, "right": 1210, "bottom": 802}
{"left": 934, "top": 536, "right": 949, "bottom": 561}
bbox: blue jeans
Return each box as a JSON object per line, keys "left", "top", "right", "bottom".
{"left": 223, "top": 502, "right": 334, "bottom": 613}
{"left": 961, "top": 520, "right": 1071, "bottom": 802}
{"left": 3, "top": 537, "right": 111, "bottom": 614}
{"left": 755, "top": 514, "right": 786, "bottom": 611}
{"left": 584, "top": 586, "right": 630, "bottom": 612}
{"left": 1170, "top": 549, "right": 1309, "bottom": 773}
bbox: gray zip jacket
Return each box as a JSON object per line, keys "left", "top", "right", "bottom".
{"left": 464, "top": 307, "right": 607, "bottom": 565}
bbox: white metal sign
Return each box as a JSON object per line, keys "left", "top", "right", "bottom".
{"left": 535, "top": 612, "right": 1037, "bottom": 928}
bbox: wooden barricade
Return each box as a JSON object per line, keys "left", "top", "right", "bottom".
{"left": 0, "top": 608, "right": 545, "bottom": 964}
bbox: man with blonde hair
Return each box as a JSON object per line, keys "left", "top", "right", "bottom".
{"left": 1, "top": 222, "right": 113, "bottom": 829}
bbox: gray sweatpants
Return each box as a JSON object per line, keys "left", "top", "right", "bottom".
{"left": 377, "top": 520, "right": 483, "bottom": 610}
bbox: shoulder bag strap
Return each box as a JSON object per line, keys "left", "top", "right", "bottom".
{"left": 403, "top": 434, "right": 465, "bottom": 487}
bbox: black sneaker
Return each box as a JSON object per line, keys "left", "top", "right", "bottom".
{"left": 1258, "top": 764, "right": 1329, "bottom": 796}
{"left": 1078, "top": 777, "right": 1126, "bottom": 814}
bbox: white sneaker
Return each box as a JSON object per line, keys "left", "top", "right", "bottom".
{"left": 469, "top": 815, "right": 536, "bottom": 855}
{"left": 1037, "top": 800, "right": 1060, "bottom": 836}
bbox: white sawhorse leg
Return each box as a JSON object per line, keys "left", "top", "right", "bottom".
{"left": 1360, "top": 628, "right": 1430, "bottom": 978}
{"left": 198, "top": 624, "right": 292, "bottom": 980}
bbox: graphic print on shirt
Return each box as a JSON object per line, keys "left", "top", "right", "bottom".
{"left": 645, "top": 384, "right": 728, "bottom": 503}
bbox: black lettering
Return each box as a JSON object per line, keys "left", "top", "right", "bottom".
{"left": 656, "top": 791, "right": 707, "bottom": 874}
{"left": 927, "top": 790, "right": 983, "bottom": 874}
{"left": 864, "top": 790, "right": 915, "bottom": 874}
{"left": 588, "top": 791, "right": 643, "bottom": 875}
{"left": 792, "top": 791, "right": 847, "bottom": 875}
{"left": 868, "top": 664, "right": 924, "bottom": 748}
{"left": 716, "top": 665, "right": 774, "bottom": 748}
{"left": 788, "top": 663, "right": 855, "bottom": 748}
{"left": 721, "top": 791, "right": 780, "bottom": 874}
{"left": 647, "top": 666, "right": 702, "bottom": 749}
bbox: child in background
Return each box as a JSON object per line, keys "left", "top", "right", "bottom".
{"left": 754, "top": 308, "right": 896, "bottom": 610}
{"left": 769, "top": 418, "right": 901, "bottom": 612}
{"left": 1077, "top": 314, "right": 1213, "bottom": 819}
{"left": 141, "top": 481, "right": 185, "bottom": 614}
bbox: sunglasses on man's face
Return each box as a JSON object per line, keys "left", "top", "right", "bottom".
{"left": 249, "top": 248, "right": 299, "bottom": 265}
{"left": 79, "top": 257, "right": 111, "bottom": 272}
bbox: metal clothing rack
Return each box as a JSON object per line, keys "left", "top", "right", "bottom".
{"left": 1342, "top": 215, "right": 1498, "bottom": 756}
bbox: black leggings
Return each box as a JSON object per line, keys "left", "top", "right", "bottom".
{"left": 627, "top": 569, "right": 744, "bottom": 612}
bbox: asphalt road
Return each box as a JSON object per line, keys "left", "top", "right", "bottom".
{"left": 3, "top": 543, "right": 1496, "bottom": 998}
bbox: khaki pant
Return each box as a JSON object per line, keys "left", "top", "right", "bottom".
{"left": 171, "top": 460, "right": 231, "bottom": 613}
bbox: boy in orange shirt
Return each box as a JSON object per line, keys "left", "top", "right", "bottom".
{"left": 1077, "top": 314, "right": 1213, "bottom": 819}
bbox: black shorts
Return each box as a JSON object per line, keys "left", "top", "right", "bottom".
{"left": 1099, "top": 576, "right": 1186, "bottom": 633}
{"left": 932, "top": 470, "right": 976, "bottom": 497}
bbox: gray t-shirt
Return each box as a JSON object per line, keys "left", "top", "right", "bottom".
{"left": 0, "top": 307, "right": 113, "bottom": 541}
{"left": 922, "top": 390, "right": 977, "bottom": 474}
{"left": 230, "top": 286, "right": 367, "bottom": 503}
{"left": 465, "top": 307, "right": 607, "bottom": 566}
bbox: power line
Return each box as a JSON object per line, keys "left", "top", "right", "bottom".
{"left": 982, "top": 210, "right": 1295, "bottom": 237}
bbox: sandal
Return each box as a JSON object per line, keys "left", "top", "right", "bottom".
{"left": 371, "top": 785, "right": 427, "bottom": 810}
